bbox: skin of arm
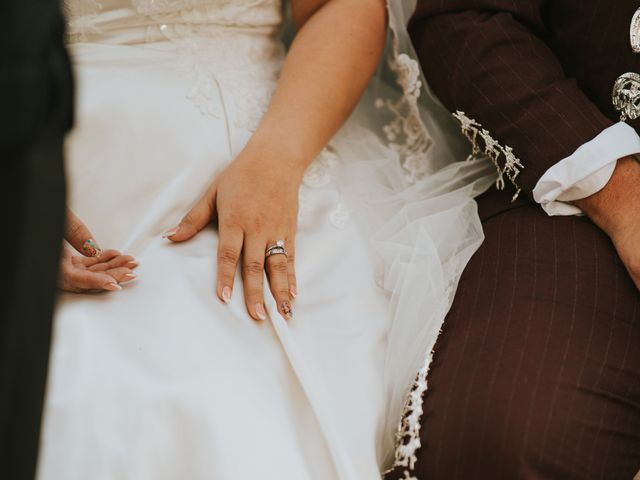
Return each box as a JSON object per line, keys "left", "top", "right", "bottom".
{"left": 574, "top": 156, "right": 640, "bottom": 289}
{"left": 167, "top": 0, "right": 388, "bottom": 321}
{"left": 247, "top": 0, "right": 388, "bottom": 179}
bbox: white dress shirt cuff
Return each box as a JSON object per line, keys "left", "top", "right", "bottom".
{"left": 533, "top": 122, "right": 640, "bottom": 216}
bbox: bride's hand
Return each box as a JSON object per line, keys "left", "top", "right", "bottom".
{"left": 59, "top": 209, "right": 138, "bottom": 293}
{"left": 165, "top": 146, "right": 301, "bottom": 321}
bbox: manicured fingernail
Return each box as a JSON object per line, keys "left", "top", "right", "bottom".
{"left": 221, "top": 286, "right": 232, "bottom": 304}
{"left": 123, "top": 273, "right": 137, "bottom": 282}
{"left": 104, "top": 282, "right": 122, "bottom": 292}
{"left": 290, "top": 286, "right": 298, "bottom": 299}
{"left": 255, "top": 303, "right": 267, "bottom": 321}
{"left": 82, "top": 239, "right": 102, "bottom": 257}
{"left": 281, "top": 301, "right": 293, "bottom": 320}
{"left": 162, "top": 226, "right": 180, "bottom": 239}
{"left": 127, "top": 260, "right": 139, "bottom": 268}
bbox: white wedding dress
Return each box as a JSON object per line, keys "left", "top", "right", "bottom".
{"left": 38, "top": 1, "right": 495, "bottom": 479}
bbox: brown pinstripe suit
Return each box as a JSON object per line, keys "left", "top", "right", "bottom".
{"left": 385, "top": 1, "right": 640, "bottom": 478}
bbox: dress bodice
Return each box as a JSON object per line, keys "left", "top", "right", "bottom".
{"left": 64, "top": 0, "right": 284, "bottom": 44}
{"left": 63, "top": 0, "right": 286, "bottom": 129}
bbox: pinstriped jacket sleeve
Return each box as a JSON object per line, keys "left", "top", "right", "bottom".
{"left": 410, "top": 0, "right": 614, "bottom": 199}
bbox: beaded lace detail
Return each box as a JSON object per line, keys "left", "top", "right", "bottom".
{"left": 454, "top": 111, "right": 524, "bottom": 201}
{"left": 392, "top": 350, "right": 431, "bottom": 479}
{"left": 300, "top": 147, "right": 351, "bottom": 229}
{"left": 376, "top": 16, "right": 438, "bottom": 479}
{"left": 390, "top": 255, "right": 466, "bottom": 479}
{"left": 163, "top": 29, "right": 283, "bottom": 131}
{"left": 63, "top": 0, "right": 284, "bottom": 131}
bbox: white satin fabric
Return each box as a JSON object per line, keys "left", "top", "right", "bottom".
{"left": 38, "top": 1, "right": 495, "bottom": 478}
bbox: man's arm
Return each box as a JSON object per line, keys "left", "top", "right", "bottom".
{"left": 575, "top": 156, "right": 640, "bottom": 288}
{"left": 410, "top": 1, "right": 614, "bottom": 196}
{"left": 412, "top": 0, "right": 640, "bottom": 288}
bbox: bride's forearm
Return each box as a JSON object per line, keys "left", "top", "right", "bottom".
{"left": 244, "top": 0, "right": 387, "bottom": 177}
{"left": 169, "top": 1, "right": 386, "bottom": 319}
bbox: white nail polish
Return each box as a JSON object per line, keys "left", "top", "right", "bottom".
{"left": 162, "top": 226, "right": 180, "bottom": 239}
{"left": 255, "top": 303, "right": 267, "bottom": 321}
{"left": 104, "top": 283, "right": 123, "bottom": 292}
{"left": 222, "top": 286, "right": 232, "bottom": 304}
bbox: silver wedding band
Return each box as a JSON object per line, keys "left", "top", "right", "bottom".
{"left": 265, "top": 240, "right": 287, "bottom": 259}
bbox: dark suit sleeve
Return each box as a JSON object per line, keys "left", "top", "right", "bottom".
{"left": 410, "top": 1, "right": 614, "bottom": 197}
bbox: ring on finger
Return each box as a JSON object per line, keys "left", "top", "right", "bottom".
{"left": 265, "top": 246, "right": 287, "bottom": 258}
{"left": 265, "top": 240, "right": 288, "bottom": 258}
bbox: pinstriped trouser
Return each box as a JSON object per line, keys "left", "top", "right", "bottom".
{"left": 386, "top": 187, "right": 640, "bottom": 480}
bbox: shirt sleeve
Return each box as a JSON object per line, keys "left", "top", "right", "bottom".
{"left": 533, "top": 122, "right": 640, "bottom": 216}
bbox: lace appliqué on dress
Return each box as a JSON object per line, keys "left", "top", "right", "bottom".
{"left": 163, "top": 30, "right": 283, "bottom": 132}
{"left": 151, "top": 1, "right": 284, "bottom": 132}
{"left": 454, "top": 111, "right": 524, "bottom": 202}
{"left": 299, "top": 147, "right": 351, "bottom": 229}
{"left": 65, "top": 0, "right": 284, "bottom": 133}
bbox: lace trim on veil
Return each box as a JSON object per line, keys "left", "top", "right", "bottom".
{"left": 377, "top": 4, "right": 435, "bottom": 478}
{"left": 378, "top": 3, "right": 491, "bottom": 478}
{"left": 63, "top": 0, "right": 284, "bottom": 133}
{"left": 375, "top": 43, "right": 434, "bottom": 184}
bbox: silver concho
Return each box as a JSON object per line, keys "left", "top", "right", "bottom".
{"left": 612, "top": 72, "right": 640, "bottom": 121}
{"left": 632, "top": 7, "right": 640, "bottom": 53}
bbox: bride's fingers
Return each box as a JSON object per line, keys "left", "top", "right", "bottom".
{"left": 104, "top": 267, "right": 136, "bottom": 283}
{"left": 80, "top": 249, "right": 121, "bottom": 267}
{"left": 165, "top": 186, "right": 217, "bottom": 242}
{"left": 216, "top": 225, "right": 243, "bottom": 304}
{"left": 65, "top": 208, "right": 103, "bottom": 257}
{"left": 62, "top": 266, "right": 121, "bottom": 292}
{"left": 242, "top": 236, "right": 267, "bottom": 321}
{"left": 87, "top": 255, "right": 137, "bottom": 272}
{"left": 286, "top": 235, "right": 297, "bottom": 299}
{"left": 265, "top": 249, "right": 292, "bottom": 320}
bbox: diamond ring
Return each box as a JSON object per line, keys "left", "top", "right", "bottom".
{"left": 265, "top": 240, "right": 287, "bottom": 258}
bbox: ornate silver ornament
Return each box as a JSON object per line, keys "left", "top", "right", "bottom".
{"left": 631, "top": 7, "right": 640, "bottom": 53}
{"left": 613, "top": 72, "right": 640, "bottom": 121}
